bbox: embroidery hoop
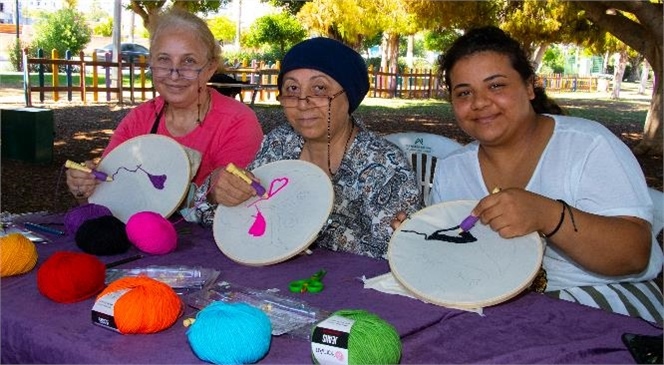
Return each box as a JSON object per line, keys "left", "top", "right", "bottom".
{"left": 89, "top": 135, "right": 192, "bottom": 223}
{"left": 388, "top": 200, "right": 544, "bottom": 309}
{"left": 213, "top": 160, "right": 334, "bottom": 266}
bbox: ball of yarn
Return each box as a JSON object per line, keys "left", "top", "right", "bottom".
{"left": 321, "top": 309, "right": 401, "bottom": 365}
{"left": 0, "top": 233, "right": 38, "bottom": 277}
{"left": 64, "top": 203, "right": 113, "bottom": 235}
{"left": 75, "top": 215, "right": 131, "bottom": 256}
{"left": 37, "top": 251, "right": 106, "bottom": 303}
{"left": 126, "top": 211, "right": 177, "bottom": 255}
{"left": 95, "top": 276, "right": 182, "bottom": 334}
{"left": 187, "top": 301, "right": 272, "bottom": 364}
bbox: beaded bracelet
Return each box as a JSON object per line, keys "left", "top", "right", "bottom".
{"left": 543, "top": 199, "right": 578, "bottom": 238}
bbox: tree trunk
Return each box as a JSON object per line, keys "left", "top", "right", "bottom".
{"left": 639, "top": 60, "right": 650, "bottom": 95}
{"left": 571, "top": 1, "right": 662, "bottom": 156}
{"left": 380, "top": 33, "right": 389, "bottom": 70}
{"left": 633, "top": 48, "right": 663, "bottom": 156}
{"left": 611, "top": 51, "right": 626, "bottom": 100}
{"left": 531, "top": 43, "right": 549, "bottom": 73}
{"left": 406, "top": 34, "right": 414, "bottom": 69}
{"left": 388, "top": 33, "right": 399, "bottom": 71}
{"left": 602, "top": 51, "right": 610, "bottom": 74}
{"left": 387, "top": 33, "right": 400, "bottom": 95}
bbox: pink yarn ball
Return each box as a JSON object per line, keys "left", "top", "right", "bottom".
{"left": 125, "top": 211, "right": 177, "bottom": 255}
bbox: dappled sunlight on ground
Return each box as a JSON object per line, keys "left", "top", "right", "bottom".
{"left": 72, "top": 129, "right": 114, "bottom": 141}
{"left": 622, "top": 132, "right": 645, "bottom": 142}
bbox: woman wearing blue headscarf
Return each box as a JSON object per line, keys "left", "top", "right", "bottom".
{"left": 196, "top": 37, "right": 421, "bottom": 259}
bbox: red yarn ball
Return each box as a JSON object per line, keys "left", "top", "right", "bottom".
{"left": 126, "top": 211, "right": 177, "bottom": 255}
{"left": 37, "top": 251, "right": 106, "bottom": 303}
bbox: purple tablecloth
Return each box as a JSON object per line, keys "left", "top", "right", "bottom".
{"left": 2, "top": 213, "right": 661, "bottom": 364}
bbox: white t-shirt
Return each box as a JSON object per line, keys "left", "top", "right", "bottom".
{"left": 429, "top": 114, "right": 663, "bottom": 291}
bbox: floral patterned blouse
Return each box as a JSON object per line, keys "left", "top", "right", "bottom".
{"left": 195, "top": 120, "right": 422, "bottom": 259}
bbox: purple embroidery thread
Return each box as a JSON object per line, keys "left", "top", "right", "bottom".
{"left": 111, "top": 165, "right": 167, "bottom": 190}
{"left": 245, "top": 177, "right": 290, "bottom": 237}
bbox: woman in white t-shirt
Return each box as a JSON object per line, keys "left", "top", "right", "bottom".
{"left": 426, "top": 26, "right": 662, "bottom": 323}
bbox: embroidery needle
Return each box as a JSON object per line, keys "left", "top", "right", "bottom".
{"left": 226, "top": 163, "right": 268, "bottom": 198}
{"left": 459, "top": 187, "right": 501, "bottom": 233}
{"left": 65, "top": 160, "right": 113, "bottom": 182}
{"left": 105, "top": 254, "right": 144, "bottom": 268}
{"left": 24, "top": 222, "right": 65, "bottom": 236}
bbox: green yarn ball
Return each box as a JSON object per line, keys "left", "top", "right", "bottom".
{"left": 319, "top": 309, "right": 402, "bottom": 365}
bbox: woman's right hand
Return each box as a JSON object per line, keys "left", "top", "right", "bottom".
{"left": 65, "top": 160, "right": 99, "bottom": 201}
{"left": 209, "top": 167, "right": 259, "bottom": 206}
{"left": 390, "top": 211, "right": 409, "bottom": 230}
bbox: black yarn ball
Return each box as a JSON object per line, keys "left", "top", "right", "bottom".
{"left": 75, "top": 215, "right": 131, "bottom": 256}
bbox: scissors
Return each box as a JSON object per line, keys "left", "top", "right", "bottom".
{"left": 289, "top": 269, "right": 326, "bottom": 293}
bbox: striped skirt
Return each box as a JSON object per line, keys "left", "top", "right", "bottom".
{"left": 546, "top": 280, "right": 663, "bottom": 324}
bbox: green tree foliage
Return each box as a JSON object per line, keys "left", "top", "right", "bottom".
{"left": 86, "top": 0, "right": 110, "bottom": 22}
{"left": 30, "top": 8, "right": 92, "bottom": 58}
{"left": 407, "top": 0, "right": 502, "bottom": 31}
{"left": 541, "top": 45, "right": 565, "bottom": 74}
{"left": 398, "top": 36, "right": 425, "bottom": 58}
{"left": 423, "top": 29, "right": 460, "bottom": 53}
{"left": 571, "top": 1, "right": 662, "bottom": 156}
{"left": 244, "top": 13, "right": 306, "bottom": 56}
{"left": 93, "top": 17, "right": 114, "bottom": 37}
{"left": 128, "top": 0, "right": 229, "bottom": 30}
{"left": 63, "top": 0, "right": 78, "bottom": 8}
{"left": 500, "top": 0, "right": 597, "bottom": 47}
{"left": 262, "top": 0, "right": 308, "bottom": 15}
{"left": 7, "top": 38, "right": 25, "bottom": 72}
{"left": 208, "top": 16, "right": 236, "bottom": 44}
{"left": 297, "top": 0, "right": 384, "bottom": 47}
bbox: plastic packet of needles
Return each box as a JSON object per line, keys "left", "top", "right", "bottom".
{"left": 186, "top": 281, "right": 331, "bottom": 340}
{"left": 0, "top": 221, "right": 49, "bottom": 244}
{"left": 105, "top": 265, "right": 220, "bottom": 294}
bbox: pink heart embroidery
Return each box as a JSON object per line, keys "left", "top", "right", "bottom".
{"left": 267, "top": 177, "right": 289, "bottom": 197}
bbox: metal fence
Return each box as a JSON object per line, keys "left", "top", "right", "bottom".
{"left": 20, "top": 50, "right": 601, "bottom": 106}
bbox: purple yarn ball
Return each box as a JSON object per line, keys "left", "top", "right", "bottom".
{"left": 64, "top": 203, "right": 113, "bottom": 235}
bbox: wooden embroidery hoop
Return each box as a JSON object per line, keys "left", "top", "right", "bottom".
{"left": 213, "top": 160, "right": 334, "bottom": 266}
{"left": 388, "top": 200, "right": 544, "bottom": 309}
{"left": 89, "top": 135, "right": 192, "bottom": 223}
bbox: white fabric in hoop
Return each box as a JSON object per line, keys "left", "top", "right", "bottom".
{"left": 89, "top": 135, "right": 192, "bottom": 223}
{"left": 213, "top": 160, "right": 334, "bottom": 266}
{"left": 388, "top": 200, "right": 544, "bottom": 309}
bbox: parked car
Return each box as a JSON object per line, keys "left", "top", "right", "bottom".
{"left": 95, "top": 43, "right": 149, "bottom": 64}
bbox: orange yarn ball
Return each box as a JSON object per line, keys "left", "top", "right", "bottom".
{"left": 96, "top": 276, "right": 183, "bottom": 334}
{"left": 0, "top": 233, "right": 38, "bottom": 277}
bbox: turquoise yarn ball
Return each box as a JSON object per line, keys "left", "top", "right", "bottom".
{"left": 187, "top": 301, "right": 272, "bottom": 364}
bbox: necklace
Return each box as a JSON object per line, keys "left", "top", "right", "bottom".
{"left": 196, "top": 88, "right": 212, "bottom": 125}
{"left": 326, "top": 119, "right": 355, "bottom": 176}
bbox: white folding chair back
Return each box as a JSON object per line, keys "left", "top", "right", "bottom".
{"left": 648, "top": 187, "right": 664, "bottom": 237}
{"left": 384, "top": 132, "right": 463, "bottom": 205}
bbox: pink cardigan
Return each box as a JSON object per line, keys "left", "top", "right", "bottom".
{"left": 103, "top": 88, "right": 263, "bottom": 186}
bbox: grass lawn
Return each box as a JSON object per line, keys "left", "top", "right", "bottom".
{"left": 354, "top": 90, "right": 651, "bottom": 131}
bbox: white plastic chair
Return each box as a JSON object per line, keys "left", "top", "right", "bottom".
{"left": 648, "top": 187, "right": 664, "bottom": 237}
{"left": 384, "top": 132, "right": 463, "bottom": 205}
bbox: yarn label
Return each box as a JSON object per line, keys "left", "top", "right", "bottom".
{"left": 311, "top": 315, "right": 353, "bottom": 365}
{"left": 91, "top": 288, "right": 130, "bottom": 333}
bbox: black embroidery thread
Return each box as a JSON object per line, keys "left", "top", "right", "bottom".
{"left": 402, "top": 226, "right": 477, "bottom": 244}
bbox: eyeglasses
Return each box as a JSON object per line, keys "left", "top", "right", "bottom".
{"left": 149, "top": 61, "right": 209, "bottom": 80}
{"left": 278, "top": 89, "right": 346, "bottom": 108}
